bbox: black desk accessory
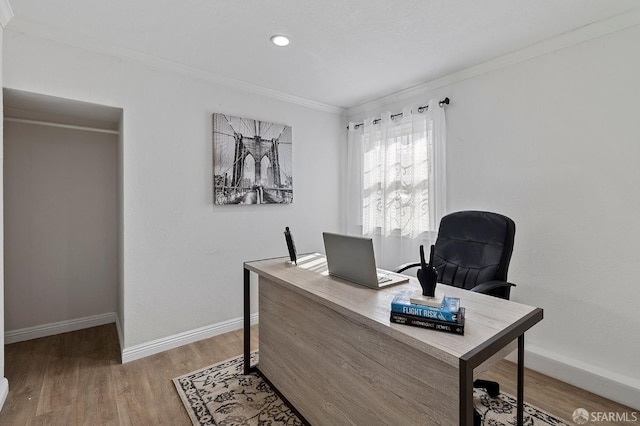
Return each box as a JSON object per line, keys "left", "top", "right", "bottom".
{"left": 417, "top": 244, "right": 438, "bottom": 297}
{"left": 284, "top": 226, "right": 297, "bottom": 265}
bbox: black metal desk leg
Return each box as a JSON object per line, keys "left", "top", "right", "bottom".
{"left": 517, "top": 334, "right": 525, "bottom": 426}
{"left": 243, "top": 267, "right": 251, "bottom": 375}
{"left": 459, "top": 360, "right": 474, "bottom": 426}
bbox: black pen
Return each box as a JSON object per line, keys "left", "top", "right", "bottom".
{"left": 284, "top": 226, "right": 297, "bottom": 265}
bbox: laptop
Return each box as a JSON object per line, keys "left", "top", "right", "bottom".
{"left": 322, "top": 232, "right": 409, "bottom": 289}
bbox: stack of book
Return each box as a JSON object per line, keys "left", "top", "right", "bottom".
{"left": 390, "top": 290, "right": 465, "bottom": 335}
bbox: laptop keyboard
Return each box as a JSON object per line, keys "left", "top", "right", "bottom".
{"left": 377, "top": 275, "right": 392, "bottom": 284}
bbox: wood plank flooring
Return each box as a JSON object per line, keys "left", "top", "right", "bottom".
{"left": 2, "top": 324, "right": 258, "bottom": 425}
{"left": 478, "top": 360, "right": 637, "bottom": 425}
{"left": 1, "top": 324, "right": 635, "bottom": 425}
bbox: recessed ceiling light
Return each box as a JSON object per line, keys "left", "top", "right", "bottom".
{"left": 270, "top": 35, "right": 290, "bottom": 47}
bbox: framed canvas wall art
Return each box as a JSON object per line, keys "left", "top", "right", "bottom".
{"left": 213, "top": 114, "right": 293, "bottom": 205}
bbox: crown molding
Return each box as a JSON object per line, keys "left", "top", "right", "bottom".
{"left": 5, "top": 17, "right": 344, "bottom": 115}
{"left": 0, "top": 0, "right": 14, "bottom": 28}
{"left": 348, "top": 8, "right": 640, "bottom": 116}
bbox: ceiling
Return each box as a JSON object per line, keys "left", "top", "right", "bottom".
{"left": 6, "top": 0, "right": 640, "bottom": 109}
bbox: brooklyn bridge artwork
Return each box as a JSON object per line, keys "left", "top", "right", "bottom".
{"left": 213, "top": 113, "right": 293, "bottom": 205}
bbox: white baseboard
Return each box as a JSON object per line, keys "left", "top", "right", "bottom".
{"left": 506, "top": 344, "right": 640, "bottom": 410}
{"left": 0, "top": 378, "right": 9, "bottom": 413}
{"left": 4, "top": 312, "right": 117, "bottom": 344}
{"left": 121, "top": 313, "right": 259, "bottom": 364}
{"left": 114, "top": 313, "right": 124, "bottom": 359}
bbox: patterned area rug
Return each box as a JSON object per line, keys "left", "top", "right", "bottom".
{"left": 173, "top": 352, "right": 571, "bottom": 426}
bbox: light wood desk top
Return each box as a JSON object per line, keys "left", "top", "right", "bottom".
{"left": 245, "top": 253, "right": 539, "bottom": 367}
{"left": 244, "top": 253, "right": 543, "bottom": 425}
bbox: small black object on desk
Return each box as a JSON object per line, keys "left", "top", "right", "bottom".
{"left": 417, "top": 244, "right": 438, "bottom": 297}
{"left": 284, "top": 226, "right": 297, "bottom": 265}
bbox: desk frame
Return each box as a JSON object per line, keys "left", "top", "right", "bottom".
{"left": 243, "top": 261, "right": 542, "bottom": 426}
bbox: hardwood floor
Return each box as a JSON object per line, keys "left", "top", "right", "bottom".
{"left": 2, "top": 324, "right": 258, "bottom": 425}
{"left": 477, "top": 360, "right": 637, "bottom": 425}
{"left": 1, "top": 324, "right": 635, "bottom": 425}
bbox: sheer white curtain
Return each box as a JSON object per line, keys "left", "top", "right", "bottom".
{"left": 346, "top": 98, "right": 447, "bottom": 270}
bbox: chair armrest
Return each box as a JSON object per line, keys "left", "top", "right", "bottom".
{"left": 470, "top": 280, "right": 515, "bottom": 295}
{"left": 394, "top": 262, "right": 422, "bottom": 273}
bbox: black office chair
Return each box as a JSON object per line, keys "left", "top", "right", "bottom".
{"left": 395, "top": 210, "right": 516, "bottom": 425}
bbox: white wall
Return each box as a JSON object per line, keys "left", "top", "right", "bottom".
{"left": 3, "top": 30, "right": 343, "bottom": 351}
{"left": 0, "top": 21, "right": 8, "bottom": 409}
{"left": 348, "top": 24, "right": 640, "bottom": 408}
{"left": 3, "top": 121, "right": 118, "bottom": 331}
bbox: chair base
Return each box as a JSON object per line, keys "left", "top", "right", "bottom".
{"left": 474, "top": 379, "right": 500, "bottom": 397}
{"left": 473, "top": 380, "right": 500, "bottom": 425}
{"left": 474, "top": 408, "right": 482, "bottom": 426}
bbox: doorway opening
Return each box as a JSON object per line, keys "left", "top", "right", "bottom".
{"left": 3, "top": 88, "right": 124, "bottom": 351}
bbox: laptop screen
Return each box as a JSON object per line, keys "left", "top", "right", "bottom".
{"left": 322, "top": 232, "right": 380, "bottom": 287}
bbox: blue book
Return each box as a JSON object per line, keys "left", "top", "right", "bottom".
{"left": 391, "top": 290, "right": 461, "bottom": 323}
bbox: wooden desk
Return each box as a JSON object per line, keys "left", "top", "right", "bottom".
{"left": 243, "top": 253, "right": 542, "bottom": 426}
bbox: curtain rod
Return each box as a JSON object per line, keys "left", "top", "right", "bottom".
{"left": 349, "top": 97, "right": 450, "bottom": 130}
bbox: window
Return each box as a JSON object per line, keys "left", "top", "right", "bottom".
{"left": 346, "top": 99, "right": 446, "bottom": 268}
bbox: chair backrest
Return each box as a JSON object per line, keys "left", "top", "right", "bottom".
{"left": 432, "top": 211, "right": 515, "bottom": 298}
